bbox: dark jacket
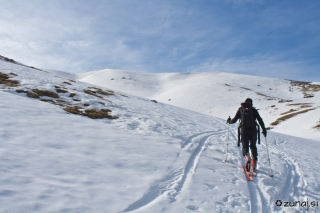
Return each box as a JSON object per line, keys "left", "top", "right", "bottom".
{"left": 230, "top": 102, "right": 266, "bottom": 134}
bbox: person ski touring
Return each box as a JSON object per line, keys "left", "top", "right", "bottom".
{"left": 227, "top": 98, "right": 267, "bottom": 174}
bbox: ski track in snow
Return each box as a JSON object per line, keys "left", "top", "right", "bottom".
{"left": 267, "top": 137, "right": 309, "bottom": 212}
{"left": 229, "top": 129, "right": 265, "bottom": 213}
{"left": 121, "top": 130, "right": 224, "bottom": 212}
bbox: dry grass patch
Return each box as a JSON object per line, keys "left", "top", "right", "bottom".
{"left": 290, "top": 80, "right": 320, "bottom": 92}
{"left": 89, "top": 87, "right": 115, "bottom": 96}
{"left": 63, "top": 106, "right": 118, "bottom": 119}
{"left": 256, "top": 92, "right": 277, "bottom": 100}
{"left": 0, "top": 72, "right": 20, "bottom": 87}
{"left": 41, "top": 99, "right": 56, "bottom": 104}
{"left": 69, "top": 93, "right": 77, "bottom": 97}
{"left": 83, "top": 89, "right": 103, "bottom": 98}
{"left": 56, "top": 88, "right": 68, "bottom": 93}
{"left": 16, "top": 89, "right": 27, "bottom": 93}
{"left": 63, "top": 81, "right": 72, "bottom": 85}
{"left": 280, "top": 109, "right": 297, "bottom": 115}
{"left": 290, "top": 80, "right": 320, "bottom": 98}
{"left": 27, "top": 91, "right": 40, "bottom": 98}
{"left": 32, "top": 89, "right": 60, "bottom": 98}
{"left": 84, "top": 109, "right": 118, "bottom": 119}
{"left": 63, "top": 106, "right": 84, "bottom": 115}
{"left": 271, "top": 107, "right": 318, "bottom": 126}
{"left": 0, "top": 55, "right": 15, "bottom": 63}
{"left": 240, "top": 87, "right": 251, "bottom": 90}
{"left": 286, "top": 103, "right": 314, "bottom": 108}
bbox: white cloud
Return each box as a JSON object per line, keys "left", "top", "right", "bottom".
{"left": 188, "top": 55, "right": 312, "bottom": 81}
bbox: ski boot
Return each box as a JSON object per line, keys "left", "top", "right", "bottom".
{"left": 251, "top": 160, "right": 257, "bottom": 175}
{"left": 244, "top": 154, "right": 251, "bottom": 172}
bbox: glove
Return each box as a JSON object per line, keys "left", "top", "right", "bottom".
{"left": 227, "top": 117, "right": 231, "bottom": 124}
{"left": 262, "top": 129, "right": 267, "bottom": 137}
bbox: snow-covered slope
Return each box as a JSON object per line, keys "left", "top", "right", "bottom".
{"left": 1, "top": 58, "right": 320, "bottom": 212}
{"left": 78, "top": 69, "right": 320, "bottom": 141}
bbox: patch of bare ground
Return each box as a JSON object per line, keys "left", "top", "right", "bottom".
{"left": 286, "top": 103, "right": 314, "bottom": 108}
{"left": 120, "top": 94, "right": 128, "bottom": 97}
{"left": 290, "top": 80, "right": 320, "bottom": 98}
{"left": 56, "top": 88, "right": 68, "bottom": 93}
{"left": 271, "top": 107, "right": 319, "bottom": 126}
{"left": 240, "top": 87, "right": 251, "bottom": 90}
{"left": 63, "top": 106, "right": 118, "bottom": 119}
{"left": 41, "top": 99, "right": 56, "bottom": 104}
{"left": 84, "top": 89, "right": 103, "bottom": 98}
{"left": 255, "top": 92, "right": 277, "bottom": 100}
{"left": 63, "top": 81, "right": 72, "bottom": 85}
{"left": 69, "top": 93, "right": 76, "bottom": 97}
{"left": 89, "top": 87, "right": 115, "bottom": 96}
{"left": 16, "top": 89, "right": 27, "bottom": 93}
{"left": 278, "top": 99, "right": 293, "bottom": 103}
{"left": 0, "top": 55, "right": 45, "bottom": 72}
{"left": 27, "top": 91, "right": 40, "bottom": 98}
{"left": 280, "top": 109, "right": 297, "bottom": 115}
{"left": 0, "top": 72, "right": 20, "bottom": 87}
{"left": 32, "top": 89, "right": 60, "bottom": 98}
{"left": 84, "top": 88, "right": 115, "bottom": 99}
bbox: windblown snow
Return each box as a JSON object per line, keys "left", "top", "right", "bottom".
{"left": 1, "top": 58, "right": 320, "bottom": 212}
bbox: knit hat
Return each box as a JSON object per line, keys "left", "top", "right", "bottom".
{"left": 245, "top": 98, "right": 253, "bottom": 104}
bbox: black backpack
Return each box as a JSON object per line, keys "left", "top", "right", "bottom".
{"left": 239, "top": 102, "right": 256, "bottom": 128}
{"left": 237, "top": 102, "right": 261, "bottom": 146}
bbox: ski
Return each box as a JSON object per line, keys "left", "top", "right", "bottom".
{"left": 243, "top": 166, "right": 253, "bottom": 181}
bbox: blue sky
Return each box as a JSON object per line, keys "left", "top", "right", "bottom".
{"left": 0, "top": 0, "right": 319, "bottom": 81}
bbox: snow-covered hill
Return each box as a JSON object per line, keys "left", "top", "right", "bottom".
{"left": 1, "top": 57, "right": 320, "bottom": 212}
{"left": 78, "top": 69, "right": 320, "bottom": 141}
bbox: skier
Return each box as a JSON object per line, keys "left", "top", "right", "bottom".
{"left": 227, "top": 98, "right": 267, "bottom": 174}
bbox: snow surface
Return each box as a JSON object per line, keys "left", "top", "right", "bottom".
{"left": 1, "top": 59, "right": 320, "bottom": 212}
{"left": 78, "top": 69, "right": 320, "bottom": 141}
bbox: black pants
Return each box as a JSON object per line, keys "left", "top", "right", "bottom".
{"left": 241, "top": 127, "right": 258, "bottom": 160}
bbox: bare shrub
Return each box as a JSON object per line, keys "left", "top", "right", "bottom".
{"left": 32, "top": 89, "right": 60, "bottom": 98}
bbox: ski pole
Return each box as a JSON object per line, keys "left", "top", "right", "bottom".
{"left": 264, "top": 136, "right": 274, "bottom": 177}
{"left": 224, "top": 117, "right": 230, "bottom": 162}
